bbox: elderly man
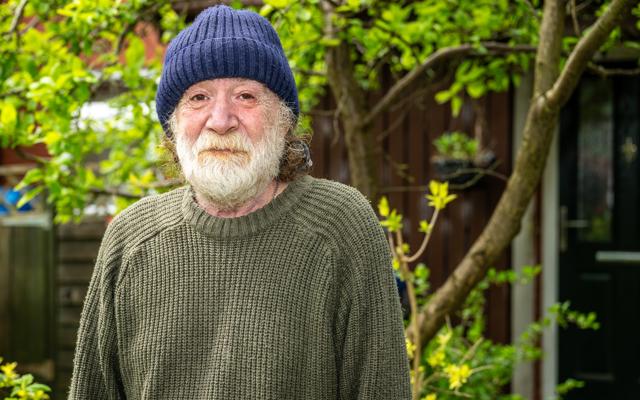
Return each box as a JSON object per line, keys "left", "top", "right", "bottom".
{"left": 69, "top": 5, "right": 410, "bottom": 399}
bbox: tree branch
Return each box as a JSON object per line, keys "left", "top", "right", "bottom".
{"left": 570, "top": 0, "right": 581, "bottom": 36}
{"left": 5, "top": 0, "right": 28, "bottom": 38}
{"left": 587, "top": 63, "right": 640, "bottom": 77}
{"left": 545, "top": 0, "right": 635, "bottom": 110}
{"left": 362, "top": 42, "right": 536, "bottom": 127}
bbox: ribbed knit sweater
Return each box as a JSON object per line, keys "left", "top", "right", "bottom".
{"left": 68, "top": 175, "right": 411, "bottom": 399}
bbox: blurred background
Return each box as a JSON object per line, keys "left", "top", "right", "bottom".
{"left": 1, "top": 0, "right": 639, "bottom": 399}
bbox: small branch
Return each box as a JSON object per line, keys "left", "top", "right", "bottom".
{"left": 292, "top": 67, "right": 326, "bottom": 78}
{"left": 5, "top": 0, "right": 28, "bottom": 38}
{"left": 331, "top": 92, "right": 346, "bottom": 146}
{"left": 379, "top": 185, "right": 433, "bottom": 193}
{"left": 570, "top": 0, "right": 581, "bottom": 36}
{"left": 387, "top": 232, "right": 397, "bottom": 259}
{"left": 19, "top": 15, "right": 39, "bottom": 35}
{"left": 545, "top": 0, "right": 636, "bottom": 110}
{"left": 376, "top": 86, "right": 431, "bottom": 143}
{"left": 405, "top": 209, "right": 439, "bottom": 263}
{"left": 446, "top": 166, "right": 508, "bottom": 181}
{"left": 379, "top": 166, "right": 507, "bottom": 193}
{"left": 587, "top": 63, "right": 640, "bottom": 77}
{"left": 425, "top": 385, "right": 474, "bottom": 399}
{"left": 362, "top": 42, "right": 536, "bottom": 127}
{"left": 460, "top": 337, "right": 484, "bottom": 364}
{"left": 115, "top": 21, "right": 137, "bottom": 57}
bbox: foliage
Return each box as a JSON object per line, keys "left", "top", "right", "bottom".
{"left": 0, "top": 358, "right": 51, "bottom": 400}
{"left": 0, "top": 0, "right": 182, "bottom": 222}
{"left": 378, "top": 185, "right": 600, "bottom": 399}
{"left": 0, "top": 0, "right": 544, "bottom": 221}
{"left": 2, "top": 0, "right": 637, "bottom": 218}
{"left": 432, "top": 131, "right": 479, "bottom": 161}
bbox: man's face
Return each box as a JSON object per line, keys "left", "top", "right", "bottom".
{"left": 172, "top": 77, "right": 289, "bottom": 210}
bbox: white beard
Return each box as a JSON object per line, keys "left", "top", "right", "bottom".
{"left": 176, "top": 124, "right": 286, "bottom": 211}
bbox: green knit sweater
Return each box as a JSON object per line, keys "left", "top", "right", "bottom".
{"left": 68, "top": 175, "right": 411, "bottom": 399}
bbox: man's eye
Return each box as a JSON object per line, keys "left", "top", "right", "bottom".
{"left": 190, "top": 94, "right": 208, "bottom": 102}
{"left": 239, "top": 93, "right": 256, "bottom": 101}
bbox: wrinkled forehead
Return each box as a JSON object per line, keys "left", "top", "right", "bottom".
{"left": 182, "top": 78, "right": 270, "bottom": 95}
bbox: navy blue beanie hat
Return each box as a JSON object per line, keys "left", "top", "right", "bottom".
{"left": 155, "top": 5, "right": 299, "bottom": 136}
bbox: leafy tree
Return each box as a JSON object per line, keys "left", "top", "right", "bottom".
{"left": 1, "top": 1, "right": 639, "bottom": 396}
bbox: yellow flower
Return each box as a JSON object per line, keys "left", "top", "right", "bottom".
{"left": 427, "top": 349, "right": 445, "bottom": 367}
{"left": 426, "top": 180, "right": 457, "bottom": 210}
{"left": 16, "top": 389, "right": 27, "bottom": 398}
{"left": 1, "top": 361, "right": 18, "bottom": 380}
{"left": 444, "top": 363, "right": 472, "bottom": 390}
{"left": 437, "top": 330, "right": 452, "bottom": 347}
{"left": 422, "top": 394, "right": 437, "bottom": 400}
{"left": 406, "top": 338, "right": 416, "bottom": 359}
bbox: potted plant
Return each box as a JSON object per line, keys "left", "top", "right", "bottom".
{"left": 431, "top": 131, "right": 496, "bottom": 186}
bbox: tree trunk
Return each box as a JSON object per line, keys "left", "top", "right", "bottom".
{"left": 321, "top": 2, "right": 378, "bottom": 199}
{"left": 414, "top": 0, "right": 636, "bottom": 344}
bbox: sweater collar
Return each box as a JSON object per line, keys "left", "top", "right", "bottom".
{"left": 181, "top": 174, "right": 312, "bottom": 238}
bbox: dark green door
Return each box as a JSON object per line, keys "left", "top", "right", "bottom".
{"left": 559, "top": 74, "right": 640, "bottom": 399}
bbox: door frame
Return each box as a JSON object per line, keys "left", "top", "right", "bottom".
{"left": 510, "top": 71, "right": 560, "bottom": 399}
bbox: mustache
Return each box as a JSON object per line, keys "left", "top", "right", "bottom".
{"left": 192, "top": 132, "right": 253, "bottom": 155}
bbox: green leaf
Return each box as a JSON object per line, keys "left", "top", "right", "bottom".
{"left": 43, "top": 130, "right": 62, "bottom": 146}
{"left": 16, "top": 186, "right": 43, "bottom": 209}
{"left": 435, "top": 89, "right": 453, "bottom": 104}
{"left": 320, "top": 37, "right": 341, "bottom": 47}
{"left": 15, "top": 168, "right": 43, "bottom": 190}
{"left": 1, "top": 102, "right": 18, "bottom": 132}
{"left": 467, "top": 81, "right": 485, "bottom": 98}
{"left": 264, "top": 0, "right": 294, "bottom": 9}
{"left": 259, "top": 4, "right": 274, "bottom": 17}
{"left": 451, "top": 95, "right": 462, "bottom": 117}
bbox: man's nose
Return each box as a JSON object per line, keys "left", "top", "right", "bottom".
{"left": 204, "top": 97, "right": 239, "bottom": 135}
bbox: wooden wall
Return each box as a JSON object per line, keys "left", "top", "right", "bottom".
{"left": 309, "top": 87, "right": 513, "bottom": 343}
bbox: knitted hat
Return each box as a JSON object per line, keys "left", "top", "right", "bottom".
{"left": 155, "top": 5, "right": 299, "bottom": 136}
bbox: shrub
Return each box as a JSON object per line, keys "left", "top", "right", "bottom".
{"left": 0, "top": 358, "right": 51, "bottom": 400}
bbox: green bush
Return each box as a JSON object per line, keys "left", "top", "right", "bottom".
{"left": 0, "top": 358, "right": 51, "bottom": 400}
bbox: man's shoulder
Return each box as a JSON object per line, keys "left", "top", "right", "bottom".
{"left": 300, "top": 176, "right": 380, "bottom": 235}
{"left": 110, "top": 186, "right": 185, "bottom": 228}
{"left": 304, "top": 176, "right": 373, "bottom": 213}
{"left": 100, "top": 186, "right": 186, "bottom": 255}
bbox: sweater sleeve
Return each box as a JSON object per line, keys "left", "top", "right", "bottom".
{"left": 334, "top": 197, "right": 412, "bottom": 400}
{"left": 68, "top": 232, "right": 126, "bottom": 399}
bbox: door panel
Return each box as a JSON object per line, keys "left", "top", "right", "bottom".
{"left": 559, "top": 75, "right": 640, "bottom": 399}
